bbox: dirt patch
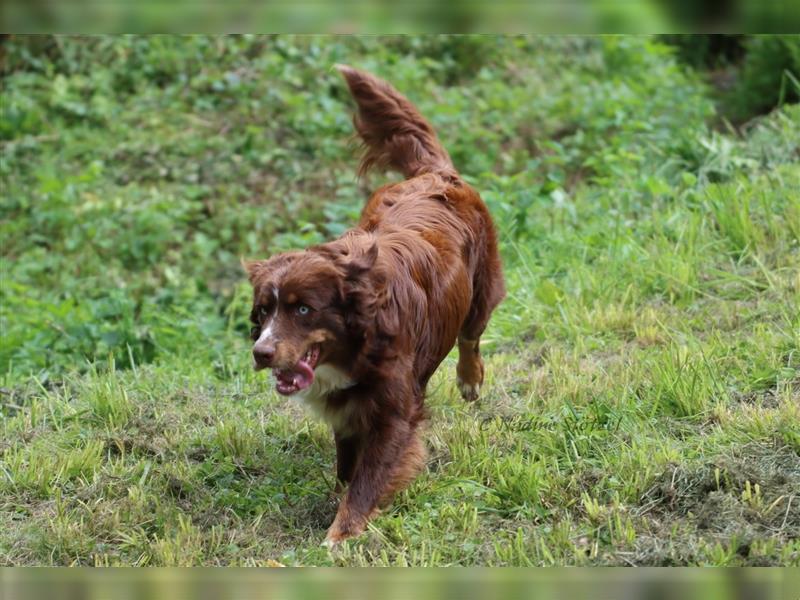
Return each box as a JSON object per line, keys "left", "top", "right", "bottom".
{"left": 103, "top": 434, "right": 167, "bottom": 460}
{"left": 632, "top": 441, "right": 799, "bottom": 565}
{"left": 730, "top": 389, "right": 781, "bottom": 409}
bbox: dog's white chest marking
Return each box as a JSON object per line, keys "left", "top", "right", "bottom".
{"left": 294, "top": 365, "right": 356, "bottom": 433}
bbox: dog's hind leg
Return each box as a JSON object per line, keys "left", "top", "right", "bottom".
{"left": 456, "top": 333, "right": 485, "bottom": 402}
{"left": 456, "top": 264, "right": 505, "bottom": 402}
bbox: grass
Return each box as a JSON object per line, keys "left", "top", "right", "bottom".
{"left": 1, "top": 35, "right": 799, "bottom": 566}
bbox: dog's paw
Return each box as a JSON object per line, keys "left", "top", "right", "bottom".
{"left": 323, "top": 524, "right": 364, "bottom": 549}
{"left": 457, "top": 376, "right": 481, "bottom": 402}
{"left": 320, "top": 536, "right": 340, "bottom": 550}
{"left": 323, "top": 508, "right": 367, "bottom": 548}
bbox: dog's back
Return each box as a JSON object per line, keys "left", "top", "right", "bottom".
{"left": 336, "top": 66, "right": 506, "bottom": 390}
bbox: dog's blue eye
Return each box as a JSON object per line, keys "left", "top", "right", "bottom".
{"left": 297, "top": 305, "right": 310, "bottom": 315}
{"left": 258, "top": 306, "right": 269, "bottom": 318}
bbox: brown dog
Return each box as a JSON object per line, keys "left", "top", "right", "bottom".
{"left": 245, "top": 66, "right": 505, "bottom": 545}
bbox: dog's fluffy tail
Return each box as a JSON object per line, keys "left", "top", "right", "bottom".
{"left": 336, "top": 65, "right": 457, "bottom": 180}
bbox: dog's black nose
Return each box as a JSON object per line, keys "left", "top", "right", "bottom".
{"left": 253, "top": 343, "right": 276, "bottom": 368}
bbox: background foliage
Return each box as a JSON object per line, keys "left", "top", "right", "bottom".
{"left": 1, "top": 35, "right": 798, "bottom": 566}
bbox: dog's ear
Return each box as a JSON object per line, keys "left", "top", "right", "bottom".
{"left": 314, "top": 239, "right": 378, "bottom": 285}
{"left": 242, "top": 252, "right": 302, "bottom": 285}
{"left": 341, "top": 242, "right": 378, "bottom": 280}
{"left": 336, "top": 242, "right": 403, "bottom": 372}
{"left": 335, "top": 243, "right": 379, "bottom": 323}
{"left": 241, "top": 258, "right": 267, "bottom": 284}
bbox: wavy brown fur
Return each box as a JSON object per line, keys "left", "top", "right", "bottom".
{"left": 246, "top": 66, "right": 505, "bottom": 544}
{"left": 335, "top": 64, "right": 458, "bottom": 181}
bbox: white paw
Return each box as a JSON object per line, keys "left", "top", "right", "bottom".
{"left": 457, "top": 377, "right": 480, "bottom": 401}
{"left": 321, "top": 538, "right": 338, "bottom": 549}
{"left": 321, "top": 531, "right": 348, "bottom": 549}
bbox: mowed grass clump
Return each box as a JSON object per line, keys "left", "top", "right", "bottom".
{"left": 1, "top": 36, "right": 799, "bottom": 565}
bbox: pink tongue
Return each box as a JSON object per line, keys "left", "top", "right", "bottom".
{"left": 291, "top": 360, "right": 315, "bottom": 390}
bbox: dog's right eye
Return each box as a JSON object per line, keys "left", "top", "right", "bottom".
{"left": 258, "top": 305, "right": 269, "bottom": 319}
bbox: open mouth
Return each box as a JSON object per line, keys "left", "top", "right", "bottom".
{"left": 273, "top": 344, "right": 320, "bottom": 396}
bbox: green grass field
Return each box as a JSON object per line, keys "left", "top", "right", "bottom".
{"left": 1, "top": 35, "right": 799, "bottom": 566}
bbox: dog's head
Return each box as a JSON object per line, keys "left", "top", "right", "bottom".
{"left": 244, "top": 234, "right": 381, "bottom": 395}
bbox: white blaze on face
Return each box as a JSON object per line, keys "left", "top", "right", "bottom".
{"left": 256, "top": 325, "right": 273, "bottom": 345}
{"left": 256, "top": 287, "right": 280, "bottom": 345}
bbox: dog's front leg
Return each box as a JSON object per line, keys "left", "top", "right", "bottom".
{"left": 333, "top": 431, "right": 361, "bottom": 492}
{"left": 324, "top": 416, "right": 410, "bottom": 546}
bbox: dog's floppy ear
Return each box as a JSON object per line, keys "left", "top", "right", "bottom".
{"left": 341, "top": 242, "right": 378, "bottom": 280}
{"left": 333, "top": 242, "right": 379, "bottom": 316}
{"left": 336, "top": 242, "right": 402, "bottom": 371}
{"left": 313, "top": 237, "right": 378, "bottom": 283}
{"left": 243, "top": 252, "right": 302, "bottom": 285}
{"left": 241, "top": 258, "right": 267, "bottom": 284}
